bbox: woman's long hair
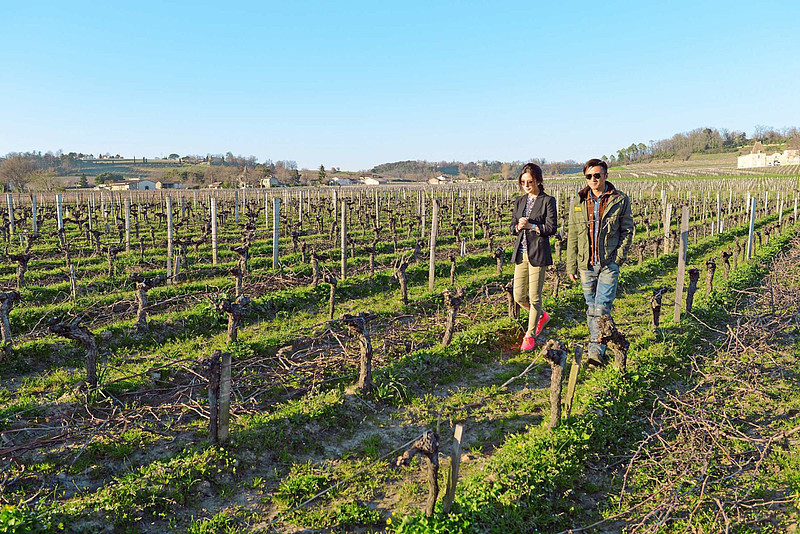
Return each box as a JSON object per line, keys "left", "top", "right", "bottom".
{"left": 517, "top": 162, "right": 544, "bottom": 193}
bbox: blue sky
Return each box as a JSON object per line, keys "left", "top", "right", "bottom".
{"left": 2, "top": 0, "right": 798, "bottom": 170}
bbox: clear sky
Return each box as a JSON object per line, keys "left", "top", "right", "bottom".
{"left": 2, "top": 0, "right": 799, "bottom": 171}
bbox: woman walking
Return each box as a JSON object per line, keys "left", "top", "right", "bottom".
{"left": 510, "top": 162, "right": 557, "bottom": 351}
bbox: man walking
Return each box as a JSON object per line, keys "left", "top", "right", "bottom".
{"left": 567, "top": 158, "right": 634, "bottom": 365}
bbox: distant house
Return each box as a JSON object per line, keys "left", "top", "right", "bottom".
{"left": 360, "top": 176, "right": 386, "bottom": 185}
{"left": 259, "top": 177, "right": 283, "bottom": 188}
{"left": 738, "top": 142, "right": 800, "bottom": 168}
{"left": 97, "top": 179, "right": 157, "bottom": 191}
{"left": 330, "top": 177, "right": 356, "bottom": 186}
{"left": 427, "top": 175, "right": 452, "bottom": 185}
{"left": 156, "top": 181, "right": 184, "bottom": 190}
{"left": 208, "top": 182, "right": 224, "bottom": 189}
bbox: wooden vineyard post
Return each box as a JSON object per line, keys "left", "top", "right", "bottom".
{"left": 31, "top": 195, "right": 37, "bottom": 233}
{"left": 396, "top": 431, "right": 439, "bottom": 518}
{"left": 564, "top": 345, "right": 582, "bottom": 419}
{"left": 327, "top": 274, "right": 337, "bottom": 320}
{"left": 429, "top": 199, "right": 439, "bottom": 291}
{"left": 219, "top": 351, "right": 231, "bottom": 443}
{"left": 211, "top": 196, "right": 218, "bottom": 265}
{"left": 206, "top": 350, "right": 232, "bottom": 444}
{"left": 663, "top": 203, "right": 672, "bottom": 254}
{"left": 124, "top": 198, "right": 131, "bottom": 252}
{"left": 340, "top": 200, "right": 347, "bottom": 279}
{"left": 166, "top": 196, "right": 174, "bottom": 283}
{"left": 673, "top": 206, "right": 689, "bottom": 324}
{"left": 6, "top": 194, "right": 14, "bottom": 237}
{"left": 442, "top": 424, "right": 464, "bottom": 514}
{"left": 273, "top": 197, "right": 280, "bottom": 269}
{"left": 264, "top": 192, "right": 270, "bottom": 232}
{"left": 234, "top": 190, "right": 239, "bottom": 223}
{"left": 746, "top": 197, "right": 756, "bottom": 260}
{"left": 449, "top": 253, "right": 457, "bottom": 285}
{"left": 715, "top": 192, "right": 721, "bottom": 235}
{"left": 542, "top": 339, "right": 567, "bottom": 429}
{"left": 420, "top": 193, "right": 426, "bottom": 239}
{"left": 471, "top": 201, "right": 476, "bottom": 241}
{"left": 56, "top": 194, "right": 64, "bottom": 231}
{"left": 49, "top": 317, "right": 98, "bottom": 389}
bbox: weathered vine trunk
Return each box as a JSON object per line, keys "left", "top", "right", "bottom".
{"left": 441, "top": 287, "right": 465, "bottom": 347}
{"left": 541, "top": 339, "right": 567, "bottom": 430}
{"left": 393, "top": 256, "right": 410, "bottom": 306}
{"left": 685, "top": 267, "right": 700, "bottom": 313}
{"left": 130, "top": 274, "right": 166, "bottom": 330}
{"left": 48, "top": 317, "right": 98, "bottom": 389}
{"left": 213, "top": 294, "right": 251, "bottom": 343}
{"left": 492, "top": 247, "right": 504, "bottom": 275}
{"left": 396, "top": 431, "right": 439, "bottom": 517}
{"left": 0, "top": 290, "right": 20, "bottom": 344}
{"left": 342, "top": 312, "right": 375, "bottom": 394}
{"left": 597, "top": 314, "right": 630, "bottom": 374}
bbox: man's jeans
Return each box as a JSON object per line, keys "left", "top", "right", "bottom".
{"left": 579, "top": 262, "right": 619, "bottom": 356}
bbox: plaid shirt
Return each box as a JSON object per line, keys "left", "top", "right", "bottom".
{"left": 586, "top": 186, "right": 611, "bottom": 265}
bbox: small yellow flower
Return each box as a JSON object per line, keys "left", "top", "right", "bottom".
{"left": 386, "top": 517, "right": 392, "bottom": 525}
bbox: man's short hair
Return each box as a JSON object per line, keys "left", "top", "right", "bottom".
{"left": 583, "top": 158, "right": 608, "bottom": 174}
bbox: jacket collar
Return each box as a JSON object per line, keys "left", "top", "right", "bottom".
{"left": 578, "top": 181, "right": 618, "bottom": 201}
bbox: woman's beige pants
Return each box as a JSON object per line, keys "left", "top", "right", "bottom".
{"left": 513, "top": 260, "right": 546, "bottom": 337}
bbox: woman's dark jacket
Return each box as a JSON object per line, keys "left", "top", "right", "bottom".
{"left": 509, "top": 192, "right": 558, "bottom": 266}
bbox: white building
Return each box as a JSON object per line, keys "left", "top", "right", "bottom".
{"left": 98, "top": 179, "right": 157, "bottom": 191}
{"left": 259, "top": 176, "right": 283, "bottom": 188}
{"left": 427, "top": 175, "right": 452, "bottom": 185}
{"left": 156, "top": 181, "right": 184, "bottom": 189}
{"left": 738, "top": 142, "right": 800, "bottom": 168}
{"left": 330, "top": 176, "right": 356, "bottom": 185}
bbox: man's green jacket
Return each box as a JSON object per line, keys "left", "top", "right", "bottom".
{"left": 566, "top": 181, "right": 634, "bottom": 275}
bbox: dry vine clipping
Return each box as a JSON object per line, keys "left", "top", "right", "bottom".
{"left": 615, "top": 236, "right": 800, "bottom": 533}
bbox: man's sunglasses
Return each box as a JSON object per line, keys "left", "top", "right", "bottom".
{"left": 585, "top": 173, "right": 605, "bottom": 180}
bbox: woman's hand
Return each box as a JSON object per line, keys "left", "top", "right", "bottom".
{"left": 516, "top": 217, "right": 529, "bottom": 232}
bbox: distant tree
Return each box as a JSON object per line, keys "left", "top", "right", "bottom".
{"left": 78, "top": 173, "right": 89, "bottom": 188}
{"left": 0, "top": 154, "right": 36, "bottom": 191}
{"left": 94, "top": 172, "right": 124, "bottom": 185}
{"left": 318, "top": 165, "right": 327, "bottom": 182}
{"left": 168, "top": 153, "right": 180, "bottom": 160}
{"left": 28, "top": 170, "right": 62, "bottom": 192}
{"left": 788, "top": 135, "right": 800, "bottom": 150}
{"left": 500, "top": 162, "right": 511, "bottom": 179}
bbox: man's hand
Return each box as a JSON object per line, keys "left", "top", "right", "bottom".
{"left": 569, "top": 273, "right": 578, "bottom": 283}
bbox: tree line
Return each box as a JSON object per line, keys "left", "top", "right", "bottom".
{"left": 369, "top": 159, "right": 582, "bottom": 181}
{"left": 608, "top": 126, "right": 800, "bottom": 166}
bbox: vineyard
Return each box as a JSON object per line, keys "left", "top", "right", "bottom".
{"left": 1, "top": 177, "right": 799, "bottom": 533}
